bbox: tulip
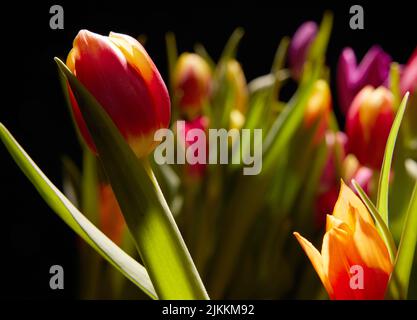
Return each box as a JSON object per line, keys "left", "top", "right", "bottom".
{"left": 295, "top": 181, "right": 392, "bottom": 299}
{"left": 337, "top": 46, "right": 392, "bottom": 115}
{"left": 315, "top": 131, "right": 347, "bottom": 227}
{"left": 173, "top": 53, "right": 212, "bottom": 118}
{"left": 226, "top": 60, "right": 249, "bottom": 115}
{"left": 345, "top": 86, "right": 394, "bottom": 169}
{"left": 177, "top": 116, "right": 209, "bottom": 178}
{"left": 288, "top": 21, "right": 318, "bottom": 80}
{"left": 66, "top": 30, "right": 170, "bottom": 158}
{"left": 401, "top": 47, "right": 417, "bottom": 95}
{"left": 99, "top": 184, "right": 125, "bottom": 245}
{"left": 304, "top": 80, "right": 332, "bottom": 143}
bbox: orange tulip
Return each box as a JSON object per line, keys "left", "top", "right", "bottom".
{"left": 294, "top": 181, "right": 392, "bottom": 299}
{"left": 99, "top": 184, "right": 125, "bottom": 245}
{"left": 66, "top": 30, "right": 170, "bottom": 158}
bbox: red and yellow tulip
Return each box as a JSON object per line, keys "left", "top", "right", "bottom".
{"left": 304, "top": 79, "right": 332, "bottom": 143}
{"left": 66, "top": 30, "right": 171, "bottom": 158}
{"left": 295, "top": 181, "right": 392, "bottom": 299}
{"left": 174, "top": 53, "right": 212, "bottom": 118}
{"left": 345, "top": 86, "right": 394, "bottom": 169}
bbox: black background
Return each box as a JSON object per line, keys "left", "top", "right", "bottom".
{"left": 0, "top": 1, "right": 416, "bottom": 299}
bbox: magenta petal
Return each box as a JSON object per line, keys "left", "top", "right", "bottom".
{"left": 337, "top": 46, "right": 392, "bottom": 115}
{"left": 288, "top": 21, "right": 318, "bottom": 80}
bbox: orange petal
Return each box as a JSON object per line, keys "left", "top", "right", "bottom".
{"left": 321, "top": 226, "right": 359, "bottom": 299}
{"left": 331, "top": 180, "right": 374, "bottom": 231}
{"left": 293, "top": 232, "right": 332, "bottom": 295}
{"left": 352, "top": 209, "right": 392, "bottom": 275}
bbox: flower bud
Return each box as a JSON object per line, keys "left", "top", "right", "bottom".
{"left": 176, "top": 116, "right": 209, "bottom": 178}
{"left": 345, "top": 86, "right": 394, "bottom": 169}
{"left": 401, "top": 47, "right": 417, "bottom": 95}
{"left": 304, "top": 80, "right": 332, "bottom": 143}
{"left": 66, "top": 30, "right": 171, "bottom": 158}
{"left": 337, "top": 46, "right": 391, "bottom": 115}
{"left": 173, "top": 53, "right": 212, "bottom": 118}
{"left": 226, "top": 60, "right": 249, "bottom": 115}
{"left": 295, "top": 181, "right": 393, "bottom": 300}
{"left": 288, "top": 21, "right": 318, "bottom": 80}
{"left": 315, "top": 131, "right": 347, "bottom": 227}
{"left": 99, "top": 184, "right": 125, "bottom": 245}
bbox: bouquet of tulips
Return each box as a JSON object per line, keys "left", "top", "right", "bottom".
{"left": 1, "top": 12, "right": 417, "bottom": 300}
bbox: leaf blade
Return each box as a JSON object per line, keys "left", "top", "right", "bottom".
{"left": 388, "top": 179, "right": 417, "bottom": 299}
{"left": 0, "top": 123, "right": 157, "bottom": 299}
{"left": 377, "top": 93, "right": 409, "bottom": 225}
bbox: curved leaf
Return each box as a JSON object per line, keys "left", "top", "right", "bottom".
{"left": 0, "top": 123, "right": 157, "bottom": 299}
{"left": 55, "top": 58, "right": 209, "bottom": 300}
{"left": 377, "top": 93, "right": 409, "bottom": 225}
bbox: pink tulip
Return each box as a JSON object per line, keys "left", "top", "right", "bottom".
{"left": 345, "top": 86, "right": 394, "bottom": 170}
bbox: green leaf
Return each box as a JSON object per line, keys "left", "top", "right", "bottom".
{"left": 352, "top": 180, "right": 397, "bottom": 263}
{"left": 377, "top": 93, "right": 409, "bottom": 225}
{"left": 262, "top": 66, "right": 319, "bottom": 173}
{"left": 388, "top": 180, "right": 417, "bottom": 299}
{"left": 219, "top": 28, "right": 244, "bottom": 63}
{"left": 307, "top": 11, "right": 333, "bottom": 62}
{"left": 0, "top": 123, "right": 157, "bottom": 299}
{"left": 390, "top": 62, "right": 401, "bottom": 110}
{"left": 194, "top": 43, "right": 216, "bottom": 69}
{"left": 55, "top": 58, "right": 209, "bottom": 300}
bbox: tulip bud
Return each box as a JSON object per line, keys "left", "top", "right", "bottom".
{"left": 288, "top": 21, "right": 318, "bottom": 80}
{"left": 295, "top": 181, "right": 392, "bottom": 299}
{"left": 173, "top": 53, "right": 212, "bottom": 118}
{"left": 225, "top": 60, "right": 249, "bottom": 115}
{"left": 176, "top": 116, "right": 209, "bottom": 178}
{"left": 99, "top": 184, "right": 125, "bottom": 245}
{"left": 345, "top": 86, "right": 394, "bottom": 169}
{"left": 401, "top": 47, "right": 417, "bottom": 96}
{"left": 337, "top": 46, "right": 392, "bottom": 115}
{"left": 304, "top": 80, "right": 332, "bottom": 143}
{"left": 315, "top": 131, "right": 347, "bottom": 227}
{"left": 66, "top": 30, "right": 170, "bottom": 158}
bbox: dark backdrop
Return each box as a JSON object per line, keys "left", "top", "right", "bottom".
{"left": 1, "top": 1, "right": 415, "bottom": 298}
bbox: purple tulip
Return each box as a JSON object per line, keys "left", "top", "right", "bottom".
{"left": 288, "top": 21, "right": 318, "bottom": 80}
{"left": 337, "top": 46, "right": 392, "bottom": 115}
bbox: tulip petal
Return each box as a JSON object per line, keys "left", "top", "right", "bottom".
{"left": 353, "top": 209, "right": 392, "bottom": 275}
{"left": 68, "top": 30, "right": 170, "bottom": 157}
{"left": 293, "top": 232, "right": 332, "bottom": 295}
{"left": 108, "top": 32, "right": 154, "bottom": 82}
{"left": 333, "top": 180, "right": 374, "bottom": 229}
{"left": 108, "top": 32, "right": 171, "bottom": 130}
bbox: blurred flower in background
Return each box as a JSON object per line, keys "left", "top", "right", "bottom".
{"left": 345, "top": 86, "right": 394, "bottom": 169}
{"left": 337, "top": 46, "right": 392, "bottom": 115}
{"left": 174, "top": 53, "right": 212, "bottom": 119}
{"left": 288, "top": 21, "right": 318, "bottom": 80}
{"left": 99, "top": 184, "right": 125, "bottom": 245}
{"left": 401, "top": 48, "right": 417, "bottom": 95}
